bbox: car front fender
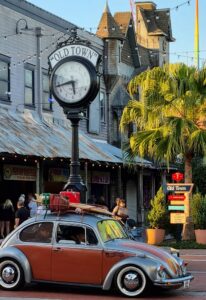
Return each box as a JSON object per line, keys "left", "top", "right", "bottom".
{"left": 102, "top": 255, "right": 161, "bottom": 290}
{"left": 0, "top": 246, "right": 32, "bottom": 283}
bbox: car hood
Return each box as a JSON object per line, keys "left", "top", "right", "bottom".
{"left": 106, "top": 239, "right": 181, "bottom": 274}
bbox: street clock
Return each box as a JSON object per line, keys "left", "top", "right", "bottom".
{"left": 50, "top": 56, "right": 99, "bottom": 109}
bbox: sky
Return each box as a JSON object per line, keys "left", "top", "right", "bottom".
{"left": 28, "top": 0, "right": 206, "bottom": 67}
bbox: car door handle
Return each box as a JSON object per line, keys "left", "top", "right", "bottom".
{"left": 52, "top": 247, "right": 63, "bottom": 251}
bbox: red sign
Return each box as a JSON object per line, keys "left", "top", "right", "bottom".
{"left": 168, "top": 195, "right": 185, "bottom": 200}
{"left": 172, "top": 172, "right": 184, "bottom": 182}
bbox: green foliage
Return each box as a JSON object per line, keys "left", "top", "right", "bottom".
{"left": 191, "top": 193, "right": 206, "bottom": 229}
{"left": 192, "top": 158, "right": 206, "bottom": 194}
{"left": 161, "top": 240, "right": 206, "bottom": 249}
{"left": 147, "top": 187, "right": 169, "bottom": 229}
{"left": 120, "top": 63, "right": 206, "bottom": 182}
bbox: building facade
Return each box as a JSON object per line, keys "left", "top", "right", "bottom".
{"left": 0, "top": 0, "right": 174, "bottom": 224}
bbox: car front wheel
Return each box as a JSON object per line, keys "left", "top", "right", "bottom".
{"left": 0, "top": 259, "right": 24, "bottom": 290}
{"left": 115, "top": 265, "right": 148, "bottom": 297}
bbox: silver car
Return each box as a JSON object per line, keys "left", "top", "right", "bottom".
{"left": 0, "top": 211, "right": 193, "bottom": 297}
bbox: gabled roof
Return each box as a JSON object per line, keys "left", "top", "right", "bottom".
{"left": 139, "top": 7, "right": 174, "bottom": 41}
{"left": 96, "top": 2, "right": 124, "bottom": 40}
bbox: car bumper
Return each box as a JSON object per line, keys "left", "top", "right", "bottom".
{"left": 154, "top": 273, "right": 194, "bottom": 288}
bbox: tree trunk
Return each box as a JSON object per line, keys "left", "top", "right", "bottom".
{"left": 182, "top": 154, "right": 195, "bottom": 240}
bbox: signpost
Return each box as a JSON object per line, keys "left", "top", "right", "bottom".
{"left": 167, "top": 183, "right": 193, "bottom": 227}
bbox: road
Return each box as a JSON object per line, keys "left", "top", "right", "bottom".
{"left": 0, "top": 249, "right": 205, "bottom": 300}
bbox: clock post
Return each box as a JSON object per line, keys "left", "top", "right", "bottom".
{"left": 49, "top": 29, "right": 101, "bottom": 200}
{"left": 63, "top": 109, "right": 86, "bottom": 192}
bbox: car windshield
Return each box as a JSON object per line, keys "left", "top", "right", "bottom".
{"left": 97, "top": 219, "right": 128, "bottom": 242}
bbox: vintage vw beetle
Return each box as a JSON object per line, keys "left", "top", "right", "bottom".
{"left": 0, "top": 209, "right": 193, "bottom": 297}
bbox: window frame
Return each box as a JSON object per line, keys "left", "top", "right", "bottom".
{"left": 0, "top": 54, "right": 11, "bottom": 102}
{"left": 24, "top": 64, "right": 35, "bottom": 107}
{"left": 100, "top": 91, "right": 106, "bottom": 123}
{"left": 42, "top": 70, "right": 52, "bottom": 111}
{"left": 19, "top": 222, "right": 53, "bottom": 244}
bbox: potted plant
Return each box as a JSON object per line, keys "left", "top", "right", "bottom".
{"left": 146, "top": 187, "right": 169, "bottom": 245}
{"left": 191, "top": 193, "right": 206, "bottom": 244}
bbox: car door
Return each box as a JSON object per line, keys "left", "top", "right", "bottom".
{"left": 51, "top": 223, "right": 103, "bottom": 284}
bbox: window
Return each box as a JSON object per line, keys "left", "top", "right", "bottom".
{"left": 100, "top": 91, "right": 105, "bottom": 122}
{"left": 20, "top": 222, "right": 53, "bottom": 243}
{"left": 56, "top": 224, "right": 98, "bottom": 245}
{"left": 0, "top": 55, "right": 10, "bottom": 101}
{"left": 24, "top": 66, "right": 34, "bottom": 106}
{"left": 42, "top": 72, "right": 52, "bottom": 111}
{"left": 97, "top": 219, "right": 127, "bottom": 242}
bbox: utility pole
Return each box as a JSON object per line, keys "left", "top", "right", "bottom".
{"left": 36, "top": 27, "right": 43, "bottom": 118}
{"left": 194, "top": 0, "right": 199, "bottom": 69}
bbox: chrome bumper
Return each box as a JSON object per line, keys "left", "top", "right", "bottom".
{"left": 154, "top": 273, "right": 194, "bottom": 287}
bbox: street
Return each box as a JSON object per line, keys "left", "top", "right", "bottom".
{"left": 0, "top": 249, "right": 205, "bottom": 300}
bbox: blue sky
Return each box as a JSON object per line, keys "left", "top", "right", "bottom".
{"left": 28, "top": 0, "right": 206, "bottom": 67}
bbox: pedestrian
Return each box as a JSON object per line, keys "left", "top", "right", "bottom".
{"left": 14, "top": 199, "right": 30, "bottom": 229}
{"left": 27, "top": 193, "right": 37, "bottom": 217}
{"left": 112, "top": 198, "right": 128, "bottom": 224}
{"left": 0, "top": 199, "right": 15, "bottom": 237}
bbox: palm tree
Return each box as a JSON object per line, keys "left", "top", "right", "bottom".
{"left": 120, "top": 63, "right": 206, "bottom": 240}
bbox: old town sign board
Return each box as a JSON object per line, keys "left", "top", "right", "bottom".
{"left": 166, "top": 183, "right": 193, "bottom": 193}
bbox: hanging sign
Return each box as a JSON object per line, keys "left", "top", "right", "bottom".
{"left": 3, "top": 165, "right": 36, "bottom": 181}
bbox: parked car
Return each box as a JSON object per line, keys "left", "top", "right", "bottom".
{"left": 0, "top": 208, "right": 193, "bottom": 297}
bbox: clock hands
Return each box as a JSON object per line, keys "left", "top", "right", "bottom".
{"left": 56, "top": 80, "right": 76, "bottom": 94}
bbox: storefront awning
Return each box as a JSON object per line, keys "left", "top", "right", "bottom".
{"left": 0, "top": 109, "right": 123, "bottom": 163}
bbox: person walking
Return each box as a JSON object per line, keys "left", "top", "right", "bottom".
{"left": 14, "top": 199, "right": 30, "bottom": 229}
{"left": 1, "top": 199, "right": 15, "bottom": 237}
{"left": 27, "top": 193, "right": 37, "bottom": 217}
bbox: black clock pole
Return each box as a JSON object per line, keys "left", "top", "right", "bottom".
{"left": 49, "top": 29, "right": 101, "bottom": 203}
{"left": 63, "top": 109, "right": 87, "bottom": 195}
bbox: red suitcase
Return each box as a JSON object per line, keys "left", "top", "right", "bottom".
{"left": 49, "top": 194, "right": 69, "bottom": 212}
{"left": 60, "top": 191, "right": 80, "bottom": 204}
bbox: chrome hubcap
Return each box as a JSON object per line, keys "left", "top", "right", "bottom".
{"left": 2, "top": 266, "right": 16, "bottom": 283}
{"left": 123, "top": 272, "right": 139, "bottom": 290}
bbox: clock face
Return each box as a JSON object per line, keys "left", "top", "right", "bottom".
{"left": 52, "top": 60, "right": 91, "bottom": 103}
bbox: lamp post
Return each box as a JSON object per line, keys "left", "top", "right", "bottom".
{"left": 49, "top": 29, "right": 101, "bottom": 199}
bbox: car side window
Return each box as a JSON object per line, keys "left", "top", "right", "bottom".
{"left": 56, "top": 225, "right": 98, "bottom": 245}
{"left": 20, "top": 222, "right": 53, "bottom": 243}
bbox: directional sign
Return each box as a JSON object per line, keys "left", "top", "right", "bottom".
{"left": 170, "top": 200, "right": 185, "bottom": 205}
{"left": 168, "top": 205, "right": 185, "bottom": 211}
{"left": 166, "top": 183, "right": 193, "bottom": 193}
{"left": 168, "top": 195, "right": 185, "bottom": 200}
{"left": 170, "top": 213, "right": 186, "bottom": 224}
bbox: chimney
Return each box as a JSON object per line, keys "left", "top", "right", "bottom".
{"left": 136, "top": 1, "right": 156, "bottom": 10}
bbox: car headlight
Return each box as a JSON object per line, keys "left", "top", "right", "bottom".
{"left": 157, "top": 266, "right": 168, "bottom": 280}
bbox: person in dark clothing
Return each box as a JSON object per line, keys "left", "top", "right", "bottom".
{"left": 1, "top": 199, "right": 15, "bottom": 237}
{"left": 14, "top": 199, "right": 30, "bottom": 229}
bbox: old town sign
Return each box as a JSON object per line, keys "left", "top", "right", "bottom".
{"left": 48, "top": 29, "right": 101, "bottom": 109}
{"left": 166, "top": 183, "right": 194, "bottom": 193}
